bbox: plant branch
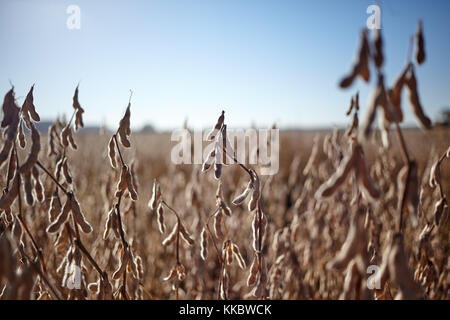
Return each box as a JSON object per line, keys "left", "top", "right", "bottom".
{"left": 36, "top": 160, "right": 69, "bottom": 195}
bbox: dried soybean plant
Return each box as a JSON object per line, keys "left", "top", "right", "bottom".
{"left": 0, "top": 85, "right": 63, "bottom": 299}
{"left": 328, "top": 21, "right": 436, "bottom": 299}
{"left": 315, "top": 102, "right": 379, "bottom": 299}
{"left": 201, "top": 111, "right": 268, "bottom": 299}
{"left": 37, "top": 86, "right": 111, "bottom": 299}
{"left": 198, "top": 181, "right": 246, "bottom": 300}
{"left": 429, "top": 146, "right": 450, "bottom": 229}
{"left": 1, "top": 15, "right": 449, "bottom": 302}
{"left": 104, "top": 92, "right": 142, "bottom": 299}
{"left": 148, "top": 179, "right": 194, "bottom": 299}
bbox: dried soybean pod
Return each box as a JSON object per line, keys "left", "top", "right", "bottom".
{"left": 405, "top": 67, "right": 432, "bottom": 129}
{"left": 163, "top": 266, "right": 177, "bottom": 281}
{"left": 177, "top": 264, "right": 186, "bottom": 281}
{"left": 378, "top": 77, "right": 396, "bottom": 123}
{"left": 1, "top": 88, "right": 18, "bottom": 128}
{"left": 355, "top": 145, "right": 381, "bottom": 200}
{"left": 67, "top": 126, "right": 78, "bottom": 150}
{"left": 46, "top": 197, "right": 72, "bottom": 233}
{"left": 248, "top": 192, "right": 259, "bottom": 212}
{"left": 179, "top": 222, "right": 195, "bottom": 246}
{"left": 148, "top": 179, "right": 161, "bottom": 210}
{"left": 226, "top": 243, "right": 233, "bottom": 265}
{"left": 118, "top": 103, "right": 131, "bottom": 147}
{"left": 73, "top": 85, "right": 85, "bottom": 131}
{"left": 74, "top": 107, "right": 84, "bottom": 131}
{"left": 373, "top": 29, "right": 384, "bottom": 69}
{"left": 202, "top": 148, "right": 215, "bottom": 172}
{"left": 22, "top": 171, "right": 34, "bottom": 206}
{"left": 108, "top": 136, "right": 117, "bottom": 168}
{"left": 48, "top": 192, "right": 61, "bottom": 222}
{"left": 232, "top": 180, "right": 252, "bottom": 205}
{"left": 0, "top": 172, "right": 19, "bottom": 210}
{"left": 156, "top": 202, "right": 166, "bottom": 234}
{"left": 103, "top": 208, "right": 115, "bottom": 240}
{"left": 20, "top": 123, "right": 40, "bottom": 174}
{"left": 259, "top": 256, "right": 268, "bottom": 284}
{"left": 339, "top": 30, "right": 370, "bottom": 88}
{"left": 358, "top": 30, "right": 371, "bottom": 82}
{"left": 72, "top": 85, "right": 82, "bottom": 110}
{"left": 248, "top": 172, "right": 260, "bottom": 211}
{"left": 316, "top": 150, "right": 355, "bottom": 199}
{"left": 60, "top": 126, "right": 70, "bottom": 148}
{"left": 112, "top": 248, "right": 130, "bottom": 280}
{"left": 18, "top": 120, "right": 26, "bottom": 149}
{"left": 62, "top": 158, "right": 73, "bottom": 184}
{"left": 125, "top": 168, "right": 138, "bottom": 200}
{"left": 232, "top": 243, "right": 246, "bottom": 269}
{"left": 127, "top": 249, "right": 140, "bottom": 279}
{"left": 32, "top": 166, "right": 44, "bottom": 203}
{"left": 54, "top": 157, "right": 64, "bottom": 179}
{"left": 214, "top": 163, "right": 222, "bottom": 180}
{"left": 247, "top": 256, "right": 259, "bottom": 286}
{"left": 135, "top": 255, "right": 144, "bottom": 279}
{"left": 221, "top": 200, "right": 232, "bottom": 216}
{"left": 429, "top": 160, "right": 440, "bottom": 188}
{"left": 433, "top": 198, "right": 445, "bottom": 227}
{"left": 200, "top": 227, "right": 208, "bottom": 260}
{"left": 22, "top": 85, "right": 41, "bottom": 124}
{"left": 115, "top": 165, "right": 128, "bottom": 197}
{"left": 71, "top": 196, "right": 93, "bottom": 234}
{"left": 251, "top": 212, "right": 259, "bottom": 251}
{"left": 206, "top": 110, "right": 225, "bottom": 141}
{"left": 162, "top": 222, "right": 179, "bottom": 246}
{"left": 416, "top": 20, "right": 426, "bottom": 65}
{"left": 220, "top": 269, "right": 229, "bottom": 299}
{"left": 47, "top": 125, "right": 58, "bottom": 157}
{"left": 327, "top": 213, "right": 365, "bottom": 271}
{"left": 361, "top": 75, "right": 395, "bottom": 138}
{"left": 389, "top": 65, "right": 410, "bottom": 122}
{"left": 5, "top": 109, "right": 20, "bottom": 143}
{"left": 214, "top": 210, "right": 224, "bottom": 239}
{"left": 260, "top": 212, "right": 267, "bottom": 238}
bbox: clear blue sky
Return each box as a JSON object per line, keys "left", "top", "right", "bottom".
{"left": 1, "top": 0, "right": 449, "bottom": 130}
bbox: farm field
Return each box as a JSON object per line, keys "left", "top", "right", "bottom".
{"left": 1, "top": 124, "right": 449, "bottom": 299}
{"left": 1, "top": 0, "right": 450, "bottom": 302}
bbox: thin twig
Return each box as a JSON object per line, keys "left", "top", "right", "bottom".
{"left": 36, "top": 160, "right": 69, "bottom": 195}
{"left": 394, "top": 122, "right": 411, "bottom": 232}
{"left": 113, "top": 134, "right": 126, "bottom": 167}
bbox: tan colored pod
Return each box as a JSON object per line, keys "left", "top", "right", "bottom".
{"left": 46, "top": 197, "right": 72, "bottom": 233}
{"left": 71, "top": 196, "right": 93, "bottom": 234}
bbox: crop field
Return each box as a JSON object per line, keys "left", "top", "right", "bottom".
{"left": 1, "top": 10, "right": 449, "bottom": 301}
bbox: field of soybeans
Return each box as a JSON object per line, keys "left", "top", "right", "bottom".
{"left": 1, "top": 20, "right": 449, "bottom": 300}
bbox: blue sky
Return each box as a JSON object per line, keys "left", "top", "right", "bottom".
{"left": 1, "top": 0, "right": 449, "bottom": 130}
